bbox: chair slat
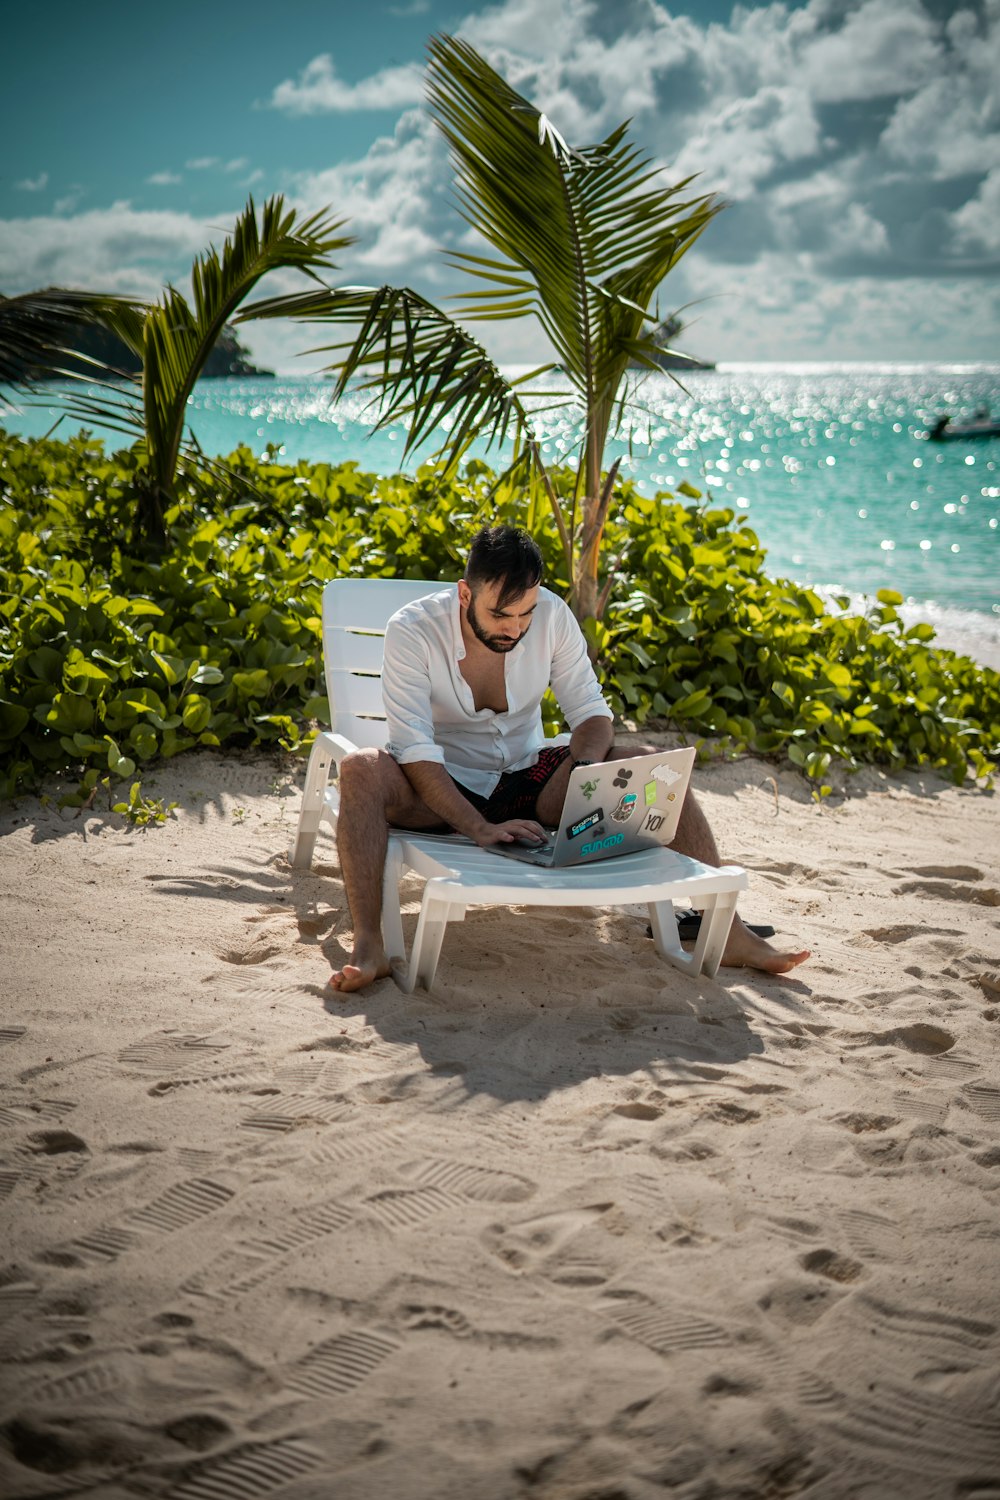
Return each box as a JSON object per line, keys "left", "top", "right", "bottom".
{"left": 325, "top": 630, "right": 387, "bottom": 675}
{"left": 328, "top": 671, "right": 386, "bottom": 718}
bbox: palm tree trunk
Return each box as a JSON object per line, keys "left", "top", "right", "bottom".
{"left": 133, "top": 481, "right": 168, "bottom": 553}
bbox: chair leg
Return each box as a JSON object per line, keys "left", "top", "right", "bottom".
{"left": 290, "top": 738, "right": 333, "bottom": 869}
{"left": 397, "top": 881, "right": 462, "bottom": 993}
{"left": 647, "top": 898, "right": 677, "bottom": 959}
{"left": 380, "top": 840, "right": 407, "bottom": 964}
{"left": 692, "top": 891, "right": 739, "bottom": 977}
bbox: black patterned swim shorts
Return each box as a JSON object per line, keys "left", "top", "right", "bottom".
{"left": 454, "top": 745, "right": 571, "bottom": 825}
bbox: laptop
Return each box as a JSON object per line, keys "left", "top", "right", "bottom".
{"left": 486, "top": 746, "right": 695, "bottom": 868}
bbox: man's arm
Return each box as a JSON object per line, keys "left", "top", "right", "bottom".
{"left": 400, "top": 761, "right": 547, "bottom": 847}
{"left": 567, "top": 714, "right": 615, "bottom": 765}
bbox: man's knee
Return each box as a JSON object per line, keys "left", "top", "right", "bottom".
{"left": 339, "top": 748, "right": 400, "bottom": 803}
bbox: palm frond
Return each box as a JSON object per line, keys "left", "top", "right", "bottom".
{"left": 424, "top": 34, "right": 723, "bottom": 483}
{"left": 141, "top": 195, "right": 353, "bottom": 498}
{"left": 0, "top": 288, "right": 145, "bottom": 388}
{"left": 242, "top": 282, "right": 562, "bottom": 462}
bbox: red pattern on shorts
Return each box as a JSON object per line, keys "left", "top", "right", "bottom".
{"left": 481, "top": 744, "right": 571, "bottom": 823}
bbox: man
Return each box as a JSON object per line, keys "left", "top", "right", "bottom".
{"left": 330, "top": 526, "right": 809, "bottom": 991}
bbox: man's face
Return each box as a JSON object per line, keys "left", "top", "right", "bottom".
{"left": 463, "top": 579, "right": 539, "bottom": 654}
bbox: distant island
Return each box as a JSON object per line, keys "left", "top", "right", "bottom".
{"left": 26, "top": 321, "right": 275, "bottom": 381}
{"left": 631, "top": 315, "right": 715, "bottom": 372}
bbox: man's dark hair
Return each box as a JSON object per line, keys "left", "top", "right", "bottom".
{"left": 465, "top": 526, "right": 543, "bottom": 609}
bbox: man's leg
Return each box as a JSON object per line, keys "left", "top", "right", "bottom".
{"left": 537, "top": 743, "right": 809, "bottom": 975}
{"left": 329, "top": 748, "right": 444, "bottom": 993}
{"left": 669, "top": 786, "right": 810, "bottom": 975}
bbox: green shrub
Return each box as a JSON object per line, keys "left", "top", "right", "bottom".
{"left": 1, "top": 427, "right": 997, "bottom": 800}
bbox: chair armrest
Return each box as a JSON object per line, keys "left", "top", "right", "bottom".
{"left": 313, "top": 729, "right": 360, "bottom": 767}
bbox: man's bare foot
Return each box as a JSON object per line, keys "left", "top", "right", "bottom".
{"left": 722, "top": 917, "right": 810, "bottom": 975}
{"left": 329, "top": 943, "right": 392, "bottom": 993}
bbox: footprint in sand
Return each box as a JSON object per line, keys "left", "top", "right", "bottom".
{"left": 483, "top": 1203, "right": 613, "bottom": 1275}
{"left": 36, "top": 1178, "right": 235, "bottom": 1270}
{"left": 961, "top": 1082, "right": 1000, "bottom": 1122}
{"left": 117, "top": 1033, "right": 229, "bottom": 1073}
{"left": 398, "top": 1157, "right": 536, "bottom": 1203}
{"left": 401, "top": 1303, "right": 474, "bottom": 1338}
{"left": 162, "top": 1438, "right": 322, "bottom": 1500}
{"left": 284, "top": 1330, "right": 400, "bottom": 1398}
{"left": 907, "top": 863, "right": 985, "bottom": 881}
{"left": 161, "top": 1414, "right": 232, "bottom": 1453}
{"left": 799, "top": 1248, "right": 864, "bottom": 1283}
{"left": 238, "top": 1094, "right": 355, "bottom": 1133}
{"left": 25, "top": 1129, "right": 89, "bottom": 1158}
{"left": 600, "top": 1289, "right": 730, "bottom": 1353}
{"left": 855, "top": 1023, "right": 956, "bottom": 1056}
{"left": 757, "top": 1276, "right": 845, "bottom": 1327}
{"left": 892, "top": 878, "right": 1000, "bottom": 907}
{"left": 860, "top": 923, "right": 957, "bottom": 945}
{"left": 364, "top": 1185, "right": 466, "bottom": 1230}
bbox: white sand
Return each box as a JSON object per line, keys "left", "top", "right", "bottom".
{"left": 2, "top": 747, "right": 999, "bottom": 1498}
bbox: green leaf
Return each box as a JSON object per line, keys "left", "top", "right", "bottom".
{"left": 232, "top": 669, "right": 271, "bottom": 697}
{"left": 189, "top": 663, "right": 225, "bottom": 685}
{"left": 0, "top": 699, "right": 30, "bottom": 740}
{"left": 150, "top": 650, "right": 186, "bottom": 687}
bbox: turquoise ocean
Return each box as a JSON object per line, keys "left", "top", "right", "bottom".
{"left": 6, "top": 362, "right": 999, "bottom": 662}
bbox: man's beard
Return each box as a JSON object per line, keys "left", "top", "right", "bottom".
{"left": 466, "top": 594, "right": 528, "bottom": 654}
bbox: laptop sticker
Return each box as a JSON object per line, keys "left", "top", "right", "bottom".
{"left": 567, "top": 808, "right": 604, "bottom": 840}
{"left": 612, "top": 766, "right": 633, "bottom": 789}
{"left": 642, "top": 810, "right": 667, "bottom": 834}
{"left": 580, "top": 832, "right": 624, "bottom": 857}
{"left": 652, "top": 762, "right": 683, "bottom": 788}
{"left": 644, "top": 781, "right": 658, "bottom": 805}
{"left": 610, "top": 792, "right": 638, "bottom": 824}
{"left": 580, "top": 778, "right": 600, "bottom": 801}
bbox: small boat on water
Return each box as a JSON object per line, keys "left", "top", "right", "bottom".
{"left": 927, "top": 411, "right": 1000, "bottom": 441}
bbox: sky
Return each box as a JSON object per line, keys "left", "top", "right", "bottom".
{"left": 2, "top": 0, "right": 998, "bottom": 370}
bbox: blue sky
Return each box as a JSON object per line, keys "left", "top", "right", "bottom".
{"left": 3, "top": 0, "right": 997, "bottom": 368}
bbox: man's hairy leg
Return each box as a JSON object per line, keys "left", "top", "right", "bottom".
{"left": 671, "top": 791, "right": 810, "bottom": 975}
{"left": 329, "top": 748, "right": 441, "bottom": 994}
{"left": 542, "top": 742, "right": 810, "bottom": 975}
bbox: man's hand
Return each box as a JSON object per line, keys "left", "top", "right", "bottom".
{"left": 473, "top": 817, "right": 548, "bottom": 848}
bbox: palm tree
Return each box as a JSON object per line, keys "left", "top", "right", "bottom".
{"left": 251, "top": 35, "right": 723, "bottom": 621}
{"left": 3, "top": 197, "right": 352, "bottom": 549}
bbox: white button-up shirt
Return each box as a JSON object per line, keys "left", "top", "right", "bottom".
{"left": 382, "top": 585, "right": 613, "bottom": 798}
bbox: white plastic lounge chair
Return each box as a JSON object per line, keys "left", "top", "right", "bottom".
{"left": 291, "top": 578, "right": 748, "bottom": 992}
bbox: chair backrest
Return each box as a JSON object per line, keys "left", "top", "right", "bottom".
{"left": 321, "top": 578, "right": 447, "bottom": 749}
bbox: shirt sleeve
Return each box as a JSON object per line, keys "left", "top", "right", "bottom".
{"left": 547, "top": 596, "right": 614, "bottom": 728}
{"left": 381, "top": 610, "right": 447, "bottom": 766}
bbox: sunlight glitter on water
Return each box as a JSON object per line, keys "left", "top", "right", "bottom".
{"left": 6, "top": 365, "right": 998, "bottom": 619}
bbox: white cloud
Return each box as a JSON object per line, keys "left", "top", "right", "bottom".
{"left": 798, "top": 0, "right": 942, "bottom": 102}
{"left": 289, "top": 110, "right": 443, "bottom": 279}
{"left": 147, "top": 171, "right": 182, "bottom": 186}
{"left": 53, "top": 188, "right": 85, "bottom": 216}
{"left": 672, "top": 85, "right": 822, "bottom": 199}
{"left": 16, "top": 172, "right": 48, "bottom": 192}
{"left": 950, "top": 167, "right": 1000, "bottom": 253}
{"left": 269, "top": 53, "right": 424, "bottom": 114}
{"left": 879, "top": 8, "right": 1000, "bottom": 179}
{"left": 0, "top": 204, "right": 229, "bottom": 299}
{"left": 224, "top": 158, "right": 249, "bottom": 173}
{"left": 5, "top": 0, "right": 994, "bottom": 367}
